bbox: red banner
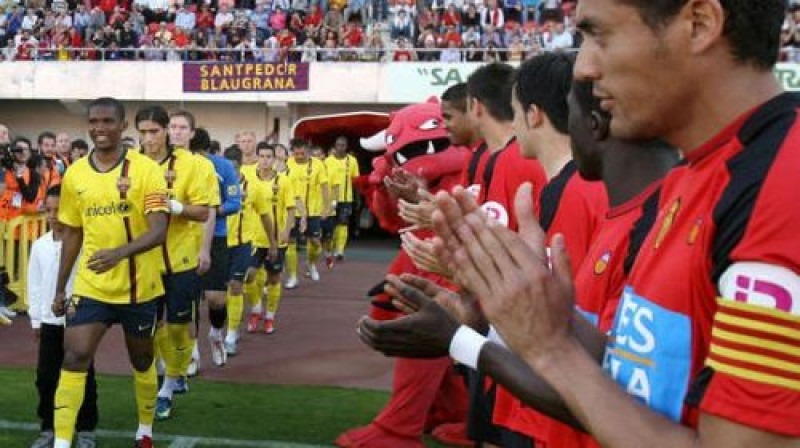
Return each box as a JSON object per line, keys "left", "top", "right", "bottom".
{"left": 183, "top": 62, "right": 310, "bottom": 92}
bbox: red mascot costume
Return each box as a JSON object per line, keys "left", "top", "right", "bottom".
{"left": 335, "top": 99, "right": 471, "bottom": 448}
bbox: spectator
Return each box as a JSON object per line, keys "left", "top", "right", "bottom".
{"left": 262, "top": 34, "right": 281, "bottom": 61}
{"left": 543, "top": 19, "right": 571, "bottom": 50}
{"left": 506, "top": 33, "right": 524, "bottom": 60}
{"left": 55, "top": 11, "right": 72, "bottom": 29}
{"left": 482, "top": 41, "right": 500, "bottom": 61}
{"left": 54, "top": 132, "right": 71, "bottom": 161}
{"left": 250, "top": 3, "right": 271, "bottom": 39}
{"left": 504, "top": 0, "right": 522, "bottom": 24}
{"left": 72, "top": 4, "right": 90, "bottom": 37}
{"left": 289, "top": 11, "right": 305, "bottom": 38}
{"left": 439, "top": 38, "right": 461, "bottom": 62}
{"left": 67, "top": 26, "right": 82, "bottom": 57}
{"left": 480, "top": 0, "right": 504, "bottom": 29}
{"left": 461, "top": 24, "right": 480, "bottom": 45}
{"left": 175, "top": 4, "right": 195, "bottom": 33}
{"left": 305, "top": 3, "right": 322, "bottom": 31}
{"left": 440, "top": 4, "right": 461, "bottom": 31}
{"left": 318, "top": 34, "right": 339, "bottom": 61}
{"left": 416, "top": 5, "right": 435, "bottom": 32}
{"left": 21, "top": 9, "right": 39, "bottom": 32}
{"left": 461, "top": 3, "right": 479, "bottom": 29}
{"left": 441, "top": 23, "right": 462, "bottom": 46}
{"left": 343, "top": 0, "right": 365, "bottom": 25}
{"left": 341, "top": 20, "right": 363, "bottom": 47}
{"left": 0, "top": 124, "right": 8, "bottom": 145}
{"left": 322, "top": 4, "right": 343, "bottom": 37}
{"left": 6, "top": 6, "right": 24, "bottom": 37}
{"left": 87, "top": 6, "right": 106, "bottom": 41}
{"left": 107, "top": 5, "right": 126, "bottom": 27}
{"left": 416, "top": 25, "right": 439, "bottom": 60}
{"left": 15, "top": 30, "right": 37, "bottom": 60}
{"left": 361, "top": 27, "right": 384, "bottom": 61}
{"left": 215, "top": 4, "right": 235, "bottom": 34}
{"left": 300, "top": 37, "right": 317, "bottom": 61}
{"left": 128, "top": 6, "right": 147, "bottom": 35}
{"left": 3, "top": 39, "right": 15, "bottom": 61}
{"left": 480, "top": 24, "right": 503, "bottom": 48}
{"left": 389, "top": 9, "right": 411, "bottom": 40}
{"left": 118, "top": 20, "right": 138, "bottom": 58}
{"left": 142, "top": 0, "right": 170, "bottom": 24}
{"left": 0, "top": 137, "right": 43, "bottom": 222}
{"left": 391, "top": 36, "right": 415, "bottom": 61}
{"left": 68, "top": 139, "right": 89, "bottom": 161}
{"left": 339, "top": 40, "right": 359, "bottom": 61}
{"left": 269, "top": 5, "right": 287, "bottom": 31}
{"left": 196, "top": 4, "right": 215, "bottom": 34}
{"left": 273, "top": 0, "right": 291, "bottom": 11}
{"left": 291, "top": 0, "right": 309, "bottom": 16}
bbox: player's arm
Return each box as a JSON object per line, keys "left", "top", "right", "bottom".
{"left": 282, "top": 180, "right": 296, "bottom": 243}
{"left": 170, "top": 202, "right": 210, "bottom": 222}
{"left": 216, "top": 160, "right": 242, "bottom": 217}
{"left": 259, "top": 212, "right": 277, "bottom": 250}
{"left": 113, "top": 211, "right": 168, "bottom": 259}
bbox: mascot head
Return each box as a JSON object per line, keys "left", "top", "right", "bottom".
{"left": 361, "top": 97, "right": 463, "bottom": 184}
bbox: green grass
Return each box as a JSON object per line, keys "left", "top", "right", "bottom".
{"left": 0, "top": 367, "right": 449, "bottom": 447}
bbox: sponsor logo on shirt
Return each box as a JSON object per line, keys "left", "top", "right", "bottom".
{"left": 481, "top": 201, "right": 509, "bottom": 227}
{"left": 719, "top": 262, "right": 800, "bottom": 314}
{"left": 85, "top": 201, "right": 132, "bottom": 217}
{"left": 603, "top": 286, "right": 691, "bottom": 421}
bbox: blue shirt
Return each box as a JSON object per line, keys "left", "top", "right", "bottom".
{"left": 206, "top": 153, "right": 241, "bottom": 237}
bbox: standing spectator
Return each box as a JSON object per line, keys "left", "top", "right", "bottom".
{"left": 73, "top": 4, "right": 90, "bottom": 38}
{"left": 389, "top": 9, "right": 411, "bottom": 40}
{"left": 318, "top": 34, "right": 338, "bottom": 61}
{"left": 0, "top": 137, "right": 42, "bottom": 223}
{"left": 128, "top": 6, "right": 146, "bottom": 36}
{"left": 250, "top": 3, "right": 271, "bottom": 39}
{"left": 0, "top": 124, "right": 9, "bottom": 145}
{"left": 291, "top": 0, "right": 309, "bottom": 16}
{"left": 461, "top": 3, "right": 479, "bottom": 29}
{"left": 439, "top": 38, "right": 460, "bottom": 62}
{"left": 21, "top": 9, "right": 39, "bottom": 32}
{"left": 174, "top": 4, "right": 195, "bottom": 33}
{"left": 343, "top": 0, "right": 364, "bottom": 24}
{"left": 321, "top": 3, "right": 342, "bottom": 37}
{"left": 269, "top": 5, "right": 287, "bottom": 31}
{"left": 55, "top": 132, "right": 71, "bottom": 163}
{"left": 6, "top": 6, "right": 24, "bottom": 37}
{"left": 440, "top": 4, "right": 461, "bottom": 31}
{"left": 87, "top": 6, "right": 106, "bottom": 41}
{"left": 480, "top": 0, "right": 504, "bottom": 29}
{"left": 215, "top": 4, "right": 234, "bottom": 34}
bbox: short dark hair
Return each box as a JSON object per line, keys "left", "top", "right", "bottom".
{"left": 37, "top": 132, "right": 56, "bottom": 145}
{"left": 441, "top": 83, "right": 468, "bottom": 113}
{"left": 170, "top": 109, "right": 196, "bottom": 130}
{"left": 135, "top": 105, "right": 170, "bottom": 129}
{"left": 290, "top": 138, "right": 308, "bottom": 150}
{"left": 619, "top": 0, "right": 785, "bottom": 70}
{"left": 46, "top": 185, "right": 61, "bottom": 198}
{"left": 209, "top": 140, "right": 221, "bottom": 155}
{"left": 190, "top": 127, "right": 211, "bottom": 152}
{"left": 224, "top": 145, "right": 243, "bottom": 164}
{"left": 256, "top": 143, "right": 275, "bottom": 156}
{"left": 513, "top": 53, "right": 574, "bottom": 135}
{"left": 71, "top": 139, "right": 89, "bottom": 150}
{"left": 12, "top": 136, "right": 32, "bottom": 150}
{"left": 466, "top": 63, "right": 515, "bottom": 121}
{"left": 88, "top": 97, "right": 125, "bottom": 122}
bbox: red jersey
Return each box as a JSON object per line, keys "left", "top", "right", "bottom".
{"left": 548, "top": 181, "right": 663, "bottom": 448}
{"left": 603, "top": 92, "right": 800, "bottom": 437}
{"left": 494, "top": 161, "right": 608, "bottom": 442}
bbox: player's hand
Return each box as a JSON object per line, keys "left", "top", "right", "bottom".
{"left": 87, "top": 248, "right": 124, "bottom": 274}
{"left": 269, "top": 246, "right": 278, "bottom": 261}
{"left": 280, "top": 230, "right": 291, "bottom": 246}
{"left": 398, "top": 189, "right": 436, "bottom": 232}
{"left": 400, "top": 232, "right": 450, "bottom": 277}
{"left": 397, "top": 274, "right": 488, "bottom": 332}
{"left": 52, "top": 292, "right": 66, "bottom": 317}
{"left": 299, "top": 217, "right": 308, "bottom": 233}
{"left": 197, "top": 249, "right": 211, "bottom": 275}
{"left": 433, "top": 184, "right": 576, "bottom": 369}
{"left": 384, "top": 168, "right": 427, "bottom": 203}
{"left": 356, "top": 274, "right": 459, "bottom": 358}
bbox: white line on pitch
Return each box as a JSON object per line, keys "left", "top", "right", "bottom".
{"left": 0, "top": 419, "right": 332, "bottom": 447}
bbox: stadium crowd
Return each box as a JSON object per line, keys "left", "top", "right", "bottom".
{"left": 0, "top": 0, "right": 582, "bottom": 61}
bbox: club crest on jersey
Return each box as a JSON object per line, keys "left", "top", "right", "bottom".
{"left": 687, "top": 217, "right": 702, "bottom": 245}
{"left": 481, "top": 201, "right": 509, "bottom": 227}
{"left": 594, "top": 250, "right": 611, "bottom": 275}
{"left": 227, "top": 185, "right": 238, "bottom": 196}
{"left": 117, "top": 177, "right": 131, "bottom": 194}
{"left": 654, "top": 199, "right": 681, "bottom": 249}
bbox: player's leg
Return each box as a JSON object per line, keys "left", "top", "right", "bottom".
{"left": 54, "top": 298, "right": 108, "bottom": 448}
{"left": 285, "top": 218, "right": 301, "bottom": 289}
{"left": 306, "top": 217, "right": 323, "bottom": 281}
{"left": 264, "top": 247, "right": 286, "bottom": 334}
{"left": 321, "top": 216, "right": 335, "bottom": 269}
{"left": 120, "top": 300, "right": 158, "bottom": 448}
{"left": 225, "top": 243, "right": 250, "bottom": 356}
{"left": 333, "top": 203, "right": 353, "bottom": 260}
{"left": 204, "top": 237, "right": 230, "bottom": 367}
{"left": 74, "top": 361, "right": 99, "bottom": 446}
{"left": 245, "top": 253, "right": 267, "bottom": 333}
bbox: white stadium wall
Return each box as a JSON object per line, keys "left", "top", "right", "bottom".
{"left": 2, "top": 62, "right": 799, "bottom": 145}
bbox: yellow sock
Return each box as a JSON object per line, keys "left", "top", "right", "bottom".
{"left": 244, "top": 279, "right": 260, "bottom": 310}
{"left": 133, "top": 361, "right": 157, "bottom": 426}
{"left": 166, "top": 323, "right": 191, "bottom": 378}
{"left": 287, "top": 243, "right": 298, "bottom": 277}
{"left": 266, "top": 283, "right": 282, "bottom": 318}
{"left": 334, "top": 225, "right": 348, "bottom": 254}
{"left": 226, "top": 291, "right": 244, "bottom": 335}
{"left": 308, "top": 241, "right": 321, "bottom": 264}
{"left": 54, "top": 370, "right": 87, "bottom": 443}
{"left": 154, "top": 324, "right": 170, "bottom": 370}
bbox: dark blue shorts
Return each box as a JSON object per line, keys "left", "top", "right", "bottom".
{"left": 322, "top": 203, "right": 353, "bottom": 238}
{"left": 229, "top": 243, "right": 253, "bottom": 282}
{"left": 251, "top": 247, "right": 287, "bottom": 274}
{"left": 290, "top": 216, "right": 322, "bottom": 240}
{"left": 161, "top": 269, "right": 201, "bottom": 324}
{"left": 66, "top": 296, "right": 159, "bottom": 338}
{"left": 202, "top": 236, "right": 229, "bottom": 292}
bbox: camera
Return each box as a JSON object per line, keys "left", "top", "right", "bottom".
{"left": 0, "top": 143, "right": 15, "bottom": 171}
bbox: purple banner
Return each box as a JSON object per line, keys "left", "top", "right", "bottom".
{"left": 183, "top": 62, "right": 309, "bottom": 92}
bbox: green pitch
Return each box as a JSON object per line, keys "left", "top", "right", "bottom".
{"left": 0, "top": 367, "right": 448, "bottom": 447}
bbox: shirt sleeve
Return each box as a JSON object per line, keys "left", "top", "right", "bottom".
{"left": 143, "top": 160, "right": 169, "bottom": 215}
{"left": 699, "top": 137, "right": 800, "bottom": 437}
{"left": 185, "top": 157, "right": 211, "bottom": 206}
{"left": 26, "top": 240, "right": 43, "bottom": 329}
{"left": 57, "top": 169, "right": 82, "bottom": 228}
{"left": 219, "top": 159, "right": 242, "bottom": 216}
{"left": 252, "top": 181, "right": 269, "bottom": 216}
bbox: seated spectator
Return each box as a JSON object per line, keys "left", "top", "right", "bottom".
{"left": 55, "top": 11, "right": 72, "bottom": 29}
{"left": 483, "top": 41, "right": 501, "bottom": 61}
{"left": 196, "top": 4, "right": 215, "bottom": 34}
{"left": 72, "top": 5, "right": 90, "bottom": 37}
{"left": 441, "top": 23, "right": 462, "bottom": 46}
{"left": 15, "top": 30, "right": 37, "bottom": 60}
{"left": 318, "top": 34, "right": 338, "bottom": 61}
{"left": 415, "top": 25, "right": 439, "bottom": 59}
{"left": 506, "top": 33, "right": 524, "bottom": 60}
{"left": 87, "top": 6, "right": 106, "bottom": 39}
{"left": 305, "top": 3, "right": 322, "bottom": 29}
{"left": 269, "top": 5, "right": 287, "bottom": 31}
{"left": 481, "top": 24, "right": 503, "bottom": 48}
{"left": 544, "top": 19, "right": 572, "bottom": 50}
{"left": 215, "top": 4, "right": 234, "bottom": 34}
{"left": 273, "top": 0, "right": 291, "bottom": 11}
{"left": 461, "top": 3, "right": 479, "bottom": 29}
{"left": 99, "top": 0, "right": 116, "bottom": 15}
{"left": 440, "top": 4, "right": 461, "bottom": 31}
{"left": 391, "top": 36, "right": 416, "bottom": 61}
{"left": 262, "top": 35, "right": 281, "bottom": 61}
{"left": 329, "top": 0, "right": 347, "bottom": 13}
{"left": 67, "top": 26, "right": 82, "bottom": 57}
{"left": 128, "top": 6, "right": 147, "bottom": 36}
{"left": 108, "top": 5, "right": 127, "bottom": 28}
{"left": 174, "top": 28, "right": 189, "bottom": 47}
{"left": 361, "top": 28, "right": 384, "bottom": 61}
{"left": 300, "top": 37, "right": 318, "bottom": 61}
{"left": 461, "top": 24, "right": 480, "bottom": 45}
{"left": 289, "top": 11, "right": 305, "bottom": 37}
{"left": 21, "top": 9, "right": 39, "bottom": 32}
{"left": 175, "top": 4, "right": 196, "bottom": 33}
{"left": 389, "top": 9, "right": 412, "bottom": 40}
{"left": 35, "top": 31, "right": 53, "bottom": 60}
{"left": 322, "top": 4, "right": 343, "bottom": 38}
{"left": 3, "top": 39, "right": 16, "bottom": 61}
{"left": 439, "top": 38, "right": 461, "bottom": 62}
{"left": 154, "top": 21, "right": 172, "bottom": 42}
{"left": 416, "top": 6, "right": 436, "bottom": 32}
{"left": 250, "top": 3, "right": 271, "bottom": 40}
{"left": 504, "top": 0, "right": 522, "bottom": 23}
{"left": 117, "top": 21, "right": 138, "bottom": 58}
{"left": 341, "top": 20, "right": 363, "bottom": 47}
{"left": 6, "top": 6, "right": 24, "bottom": 37}
{"left": 276, "top": 27, "right": 296, "bottom": 59}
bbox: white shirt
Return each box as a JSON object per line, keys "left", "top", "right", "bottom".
{"left": 546, "top": 29, "right": 573, "bottom": 50}
{"left": 28, "top": 232, "right": 76, "bottom": 329}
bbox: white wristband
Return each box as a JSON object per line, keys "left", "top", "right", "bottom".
{"left": 168, "top": 199, "right": 184, "bottom": 215}
{"left": 487, "top": 326, "right": 508, "bottom": 349}
{"left": 449, "top": 325, "right": 488, "bottom": 370}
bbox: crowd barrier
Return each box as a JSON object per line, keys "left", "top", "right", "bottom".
{"left": 1, "top": 214, "right": 49, "bottom": 312}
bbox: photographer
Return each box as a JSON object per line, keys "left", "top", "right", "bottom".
{"left": 0, "top": 137, "right": 44, "bottom": 222}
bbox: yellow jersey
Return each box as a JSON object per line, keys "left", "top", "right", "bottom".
{"left": 227, "top": 175, "right": 270, "bottom": 247}
{"left": 287, "top": 157, "right": 328, "bottom": 217}
{"left": 152, "top": 148, "right": 213, "bottom": 273}
{"left": 324, "top": 154, "right": 360, "bottom": 203}
{"left": 189, "top": 152, "right": 221, "bottom": 253}
{"left": 251, "top": 172, "right": 295, "bottom": 249}
{"left": 59, "top": 150, "right": 168, "bottom": 305}
{"left": 241, "top": 162, "right": 258, "bottom": 181}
